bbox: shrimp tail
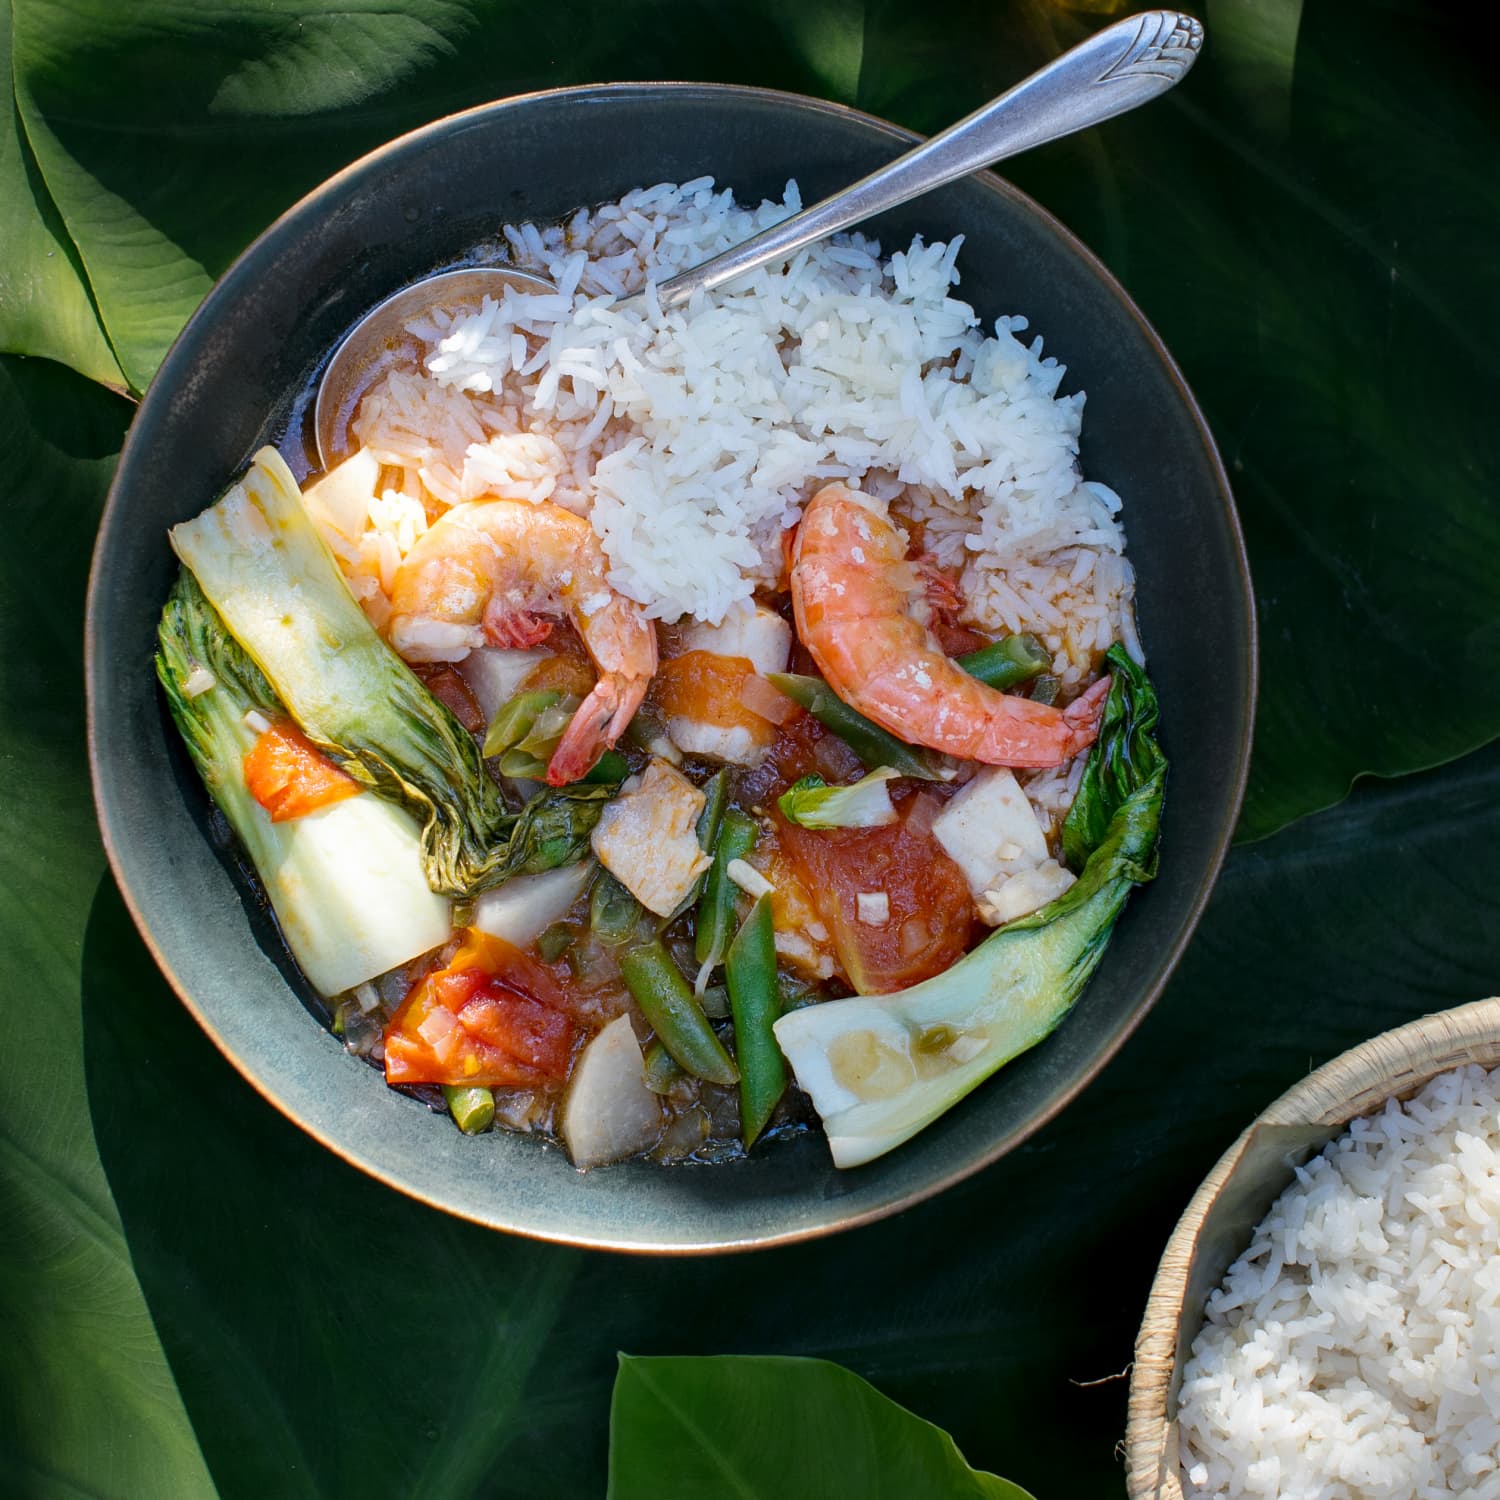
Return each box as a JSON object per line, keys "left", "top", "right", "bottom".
{"left": 1061, "top": 674, "right": 1111, "bottom": 756}
{"left": 544, "top": 674, "right": 648, "bottom": 786}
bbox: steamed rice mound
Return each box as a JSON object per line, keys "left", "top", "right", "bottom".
{"left": 1178, "top": 1063, "right": 1500, "bottom": 1499}
{"left": 344, "top": 177, "right": 1138, "bottom": 692}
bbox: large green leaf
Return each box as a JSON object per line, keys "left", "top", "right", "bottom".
{"left": 0, "top": 0, "right": 124, "bottom": 388}
{"left": 0, "top": 354, "right": 210, "bottom": 1497}
{"left": 607, "top": 1355, "right": 1032, "bottom": 1499}
{"left": 987, "top": 1, "right": 1500, "bottom": 837}
{"left": 2, "top": 7, "right": 1498, "bottom": 1499}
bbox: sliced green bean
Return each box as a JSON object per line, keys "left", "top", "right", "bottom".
{"left": 483, "top": 689, "right": 562, "bottom": 758}
{"left": 442, "top": 1084, "right": 496, "bottom": 1135}
{"left": 695, "top": 768, "right": 729, "bottom": 851}
{"left": 725, "top": 894, "right": 786, "bottom": 1147}
{"left": 956, "top": 632, "right": 1050, "bottom": 691}
{"left": 699, "top": 982, "right": 731, "bottom": 1020}
{"left": 1029, "top": 673, "right": 1061, "bottom": 706}
{"left": 642, "top": 1038, "right": 686, "bottom": 1096}
{"left": 694, "top": 807, "right": 758, "bottom": 968}
{"left": 619, "top": 941, "right": 739, "bottom": 1086}
{"left": 765, "top": 672, "right": 945, "bottom": 781}
{"left": 590, "top": 870, "right": 643, "bottom": 946}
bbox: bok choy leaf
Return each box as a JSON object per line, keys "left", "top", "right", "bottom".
{"left": 773, "top": 646, "right": 1165, "bottom": 1167}
{"left": 777, "top": 768, "right": 900, "bottom": 829}
{"left": 155, "top": 573, "right": 451, "bottom": 994}
{"left": 168, "top": 446, "right": 608, "bottom": 895}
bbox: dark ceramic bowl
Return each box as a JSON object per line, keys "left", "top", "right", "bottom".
{"left": 87, "top": 84, "right": 1256, "bottom": 1252}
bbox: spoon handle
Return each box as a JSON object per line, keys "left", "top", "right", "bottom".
{"left": 655, "top": 10, "right": 1203, "bottom": 310}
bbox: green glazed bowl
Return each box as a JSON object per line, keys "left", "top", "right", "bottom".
{"left": 87, "top": 84, "right": 1256, "bottom": 1252}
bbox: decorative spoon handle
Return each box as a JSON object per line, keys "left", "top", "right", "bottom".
{"left": 655, "top": 11, "right": 1203, "bottom": 310}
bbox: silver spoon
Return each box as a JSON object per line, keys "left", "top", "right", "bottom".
{"left": 314, "top": 9, "right": 1202, "bottom": 468}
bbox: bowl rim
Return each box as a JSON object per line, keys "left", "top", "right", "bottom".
{"left": 86, "top": 79, "right": 1258, "bottom": 1253}
{"left": 1126, "top": 994, "right": 1500, "bottom": 1497}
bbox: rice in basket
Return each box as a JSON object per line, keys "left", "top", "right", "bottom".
{"left": 1178, "top": 1062, "right": 1500, "bottom": 1498}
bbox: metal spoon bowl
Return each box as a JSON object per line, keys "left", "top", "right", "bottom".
{"left": 313, "top": 8, "right": 1202, "bottom": 468}
{"left": 313, "top": 266, "right": 556, "bottom": 467}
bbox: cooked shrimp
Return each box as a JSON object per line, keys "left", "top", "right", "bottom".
{"left": 790, "top": 484, "right": 1107, "bottom": 768}
{"left": 389, "top": 499, "right": 658, "bottom": 784}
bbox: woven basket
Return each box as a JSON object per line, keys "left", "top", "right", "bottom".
{"left": 1125, "top": 996, "right": 1500, "bottom": 1498}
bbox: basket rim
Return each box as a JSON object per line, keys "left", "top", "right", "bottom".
{"left": 1125, "top": 994, "right": 1500, "bottom": 1498}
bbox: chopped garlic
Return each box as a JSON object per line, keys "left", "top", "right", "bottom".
{"left": 726, "top": 858, "right": 774, "bottom": 899}
{"left": 947, "top": 1034, "right": 988, "bottom": 1064}
{"left": 180, "top": 665, "right": 217, "bottom": 699}
{"left": 354, "top": 982, "right": 381, "bottom": 1014}
{"left": 855, "top": 891, "right": 890, "bottom": 925}
{"left": 242, "top": 708, "right": 272, "bottom": 735}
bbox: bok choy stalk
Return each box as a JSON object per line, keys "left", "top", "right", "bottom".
{"left": 156, "top": 573, "right": 451, "bottom": 995}
{"left": 773, "top": 646, "right": 1165, "bottom": 1167}
{"left": 169, "top": 446, "right": 608, "bottom": 895}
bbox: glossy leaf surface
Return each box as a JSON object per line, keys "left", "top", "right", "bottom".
{"left": 1, "top": 1, "right": 1497, "bottom": 1496}
{"left": 607, "top": 1355, "right": 1033, "bottom": 1499}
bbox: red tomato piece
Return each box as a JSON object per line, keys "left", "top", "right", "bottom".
{"left": 774, "top": 796, "right": 973, "bottom": 994}
{"left": 242, "top": 719, "right": 361, "bottom": 822}
{"left": 382, "top": 930, "right": 576, "bottom": 1088}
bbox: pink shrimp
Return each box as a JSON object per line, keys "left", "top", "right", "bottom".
{"left": 388, "top": 499, "right": 658, "bottom": 785}
{"left": 790, "top": 483, "right": 1107, "bottom": 768}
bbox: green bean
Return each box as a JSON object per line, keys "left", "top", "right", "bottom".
{"left": 778, "top": 974, "right": 822, "bottom": 1012}
{"left": 483, "top": 689, "right": 562, "bottom": 757}
{"left": 619, "top": 941, "right": 739, "bottom": 1086}
{"left": 765, "top": 672, "right": 945, "bottom": 781}
{"left": 1029, "top": 673, "right": 1061, "bottom": 706}
{"left": 695, "top": 768, "right": 729, "bottom": 851}
{"left": 699, "top": 982, "right": 730, "bottom": 1020}
{"left": 956, "top": 633, "right": 1050, "bottom": 691}
{"left": 442, "top": 1084, "right": 496, "bottom": 1135}
{"left": 590, "top": 870, "right": 643, "bottom": 946}
{"left": 642, "top": 1038, "right": 686, "bottom": 1096}
{"left": 536, "top": 922, "right": 576, "bottom": 962}
{"left": 725, "top": 894, "right": 786, "bottom": 1147}
{"left": 694, "top": 807, "right": 758, "bottom": 969}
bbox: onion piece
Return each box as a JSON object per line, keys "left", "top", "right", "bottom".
{"left": 904, "top": 791, "right": 944, "bottom": 841}
{"left": 726, "top": 858, "right": 775, "bottom": 899}
{"left": 738, "top": 672, "right": 798, "bottom": 726}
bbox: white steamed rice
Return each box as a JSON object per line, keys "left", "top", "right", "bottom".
{"left": 1178, "top": 1063, "right": 1500, "bottom": 1499}
{"left": 341, "top": 177, "right": 1139, "bottom": 689}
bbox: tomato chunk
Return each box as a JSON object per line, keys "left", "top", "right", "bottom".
{"left": 242, "top": 720, "right": 360, "bottom": 822}
{"left": 382, "top": 930, "right": 576, "bottom": 1088}
{"left": 774, "top": 796, "right": 973, "bottom": 994}
{"left": 653, "top": 650, "right": 778, "bottom": 741}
